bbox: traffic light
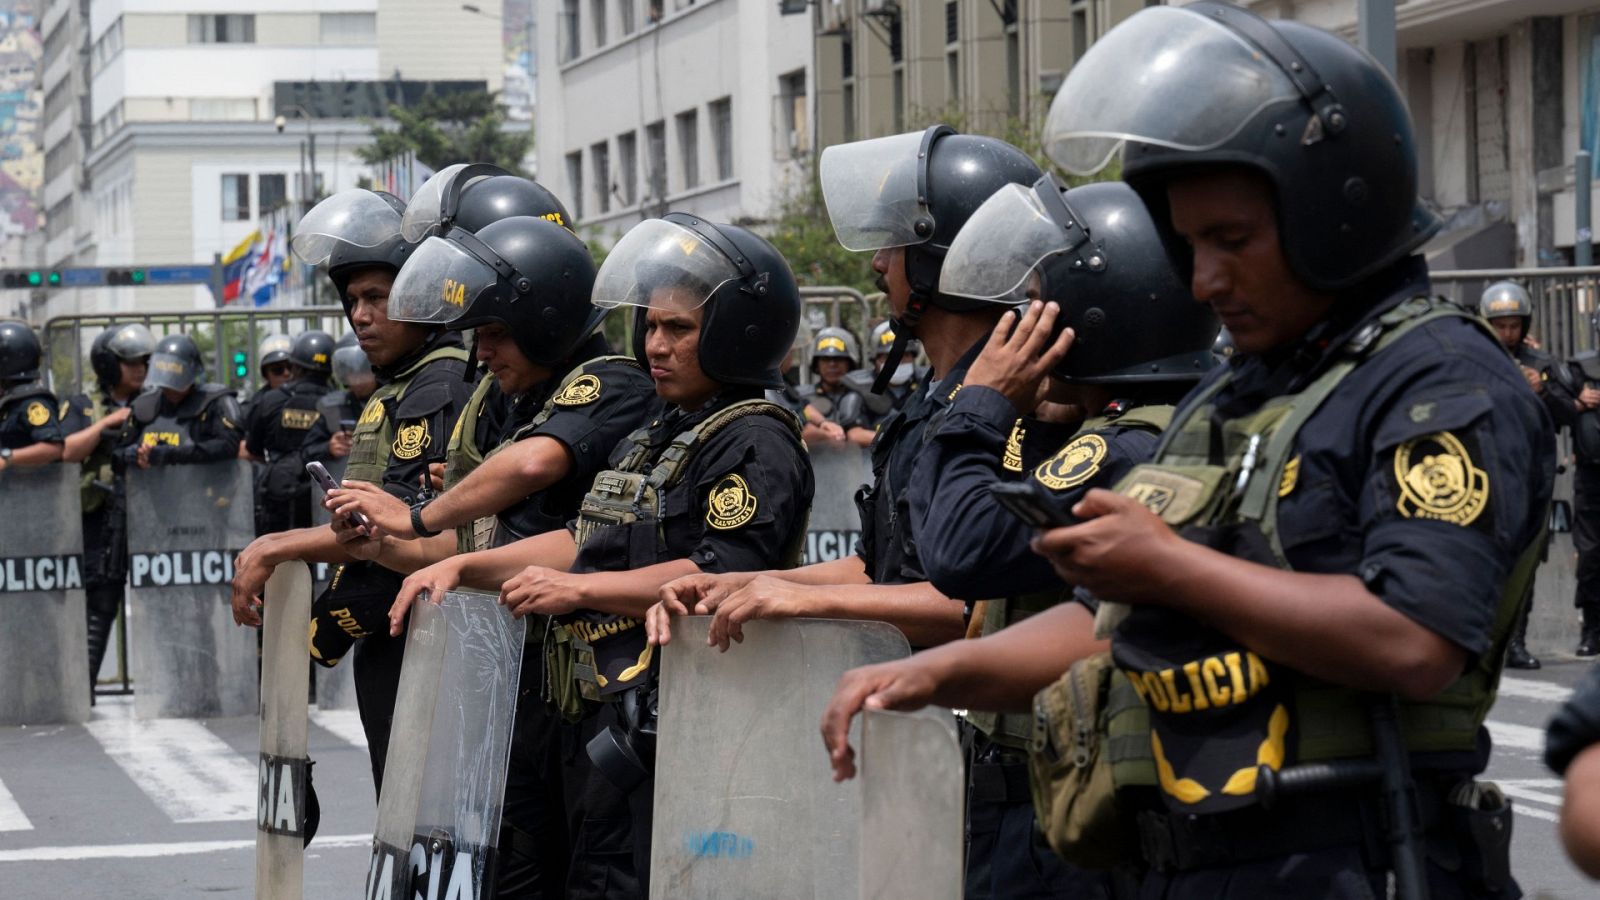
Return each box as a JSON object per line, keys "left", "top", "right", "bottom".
{"left": 0, "top": 270, "right": 62, "bottom": 288}
{"left": 232, "top": 350, "right": 248, "bottom": 379}
{"left": 106, "top": 268, "right": 146, "bottom": 286}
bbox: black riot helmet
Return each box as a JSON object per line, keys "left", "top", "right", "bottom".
{"left": 289, "top": 330, "right": 335, "bottom": 374}
{"left": 291, "top": 189, "right": 417, "bottom": 318}
{"left": 592, "top": 213, "right": 800, "bottom": 390}
{"left": 1042, "top": 2, "right": 1438, "bottom": 293}
{"left": 331, "top": 331, "right": 375, "bottom": 392}
{"left": 388, "top": 216, "right": 602, "bottom": 368}
{"left": 258, "top": 333, "right": 293, "bottom": 371}
{"left": 90, "top": 322, "right": 156, "bottom": 389}
{"left": 146, "top": 333, "right": 205, "bottom": 392}
{"left": 401, "top": 163, "right": 574, "bottom": 240}
{"left": 0, "top": 320, "right": 41, "bottom": 385}
{"left": 810, "top": 326, "right": 860, "bottom": 371}
{"left": 942, "top": 176, "right": 1218, "bottom": 383}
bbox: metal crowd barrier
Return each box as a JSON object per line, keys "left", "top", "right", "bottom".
{"left": 1431, "top": 266, "right": 1600, "bottom": 361}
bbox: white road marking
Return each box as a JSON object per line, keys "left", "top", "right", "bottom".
{"left": 0, "top": 833, "right": 371, "bottom": 862}
{"left": 1486, "top": 720, "right": 1546, "bottom": 753}
{"left": 309, "top": 708, "right": 368, "bottom": 749}
{"left": 0, "top": 776, "right": 34, "bottom": 832}
{"left": 84, "top": 712, "right": 257, "bottom": 824}
{"left": 1497, "top": 676, "right": 1574, "bottom": 705}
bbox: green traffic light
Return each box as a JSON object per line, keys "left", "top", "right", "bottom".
{"left": 26, "top": 271, "right": 40, "bottom": 286}
{"left": 131, "top": 269, "right": 145, "bottom": 284}
{"left": 48, "top": 271, "right": 60, "bottom": 286}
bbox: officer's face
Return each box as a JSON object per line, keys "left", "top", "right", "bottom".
{"left": 475, "top": 323, "right": 545, "bottom": 394}
{"left": 346, "top": 268, "right": 429, "bottom": 368}
{"left": 642, "top": 291, "right": 718, "bottom": 410}
{"left": 1488, "top": 316, "right": 1525, "bottom": 351}
{"left": 120, "top": 357, "right": 148, "bottom": 392}
{"left": 816, "top": 358, "right": 849, "bottom": 386}
{"left": 262, "top": 363, "right": 293, "bottom": 389}
{"left": 1167, "top": 170, "right": 1337, "bottom": 355}
{"left": 872, "top": 247, "right": 911, "bottom": 315}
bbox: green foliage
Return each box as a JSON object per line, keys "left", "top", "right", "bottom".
{"left": 358, "top": 90, "right": 534, "bottom": 175}
{"left": 765, "top": 161, "right": 879, "bottom": 295}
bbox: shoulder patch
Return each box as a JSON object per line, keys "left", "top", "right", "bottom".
{"left": 280, "top": 407, "right": 319, "bottom": 430}
{"left": 1392, "top": 431, "right": 1488, "bottom": 526}
{"left": 26, "top": 401, "right": 49, "bottom": 427}
{"left": 392, "top": 420, "right": 431, "bottom": 460}
{"left": 1277, "top": 455, "right": 1299, "bottom": 498}
{"left": 706, "top": 473, "right": 758, "bottom": 531}
{"left": 1002, "top": 420, "right": 1025, "bottom": 473}
{"left": 555, "top": 373, "right": 602, "bottom": 407}
{"left": 1035, "top": 434, "right": 1107, "bottom": 491}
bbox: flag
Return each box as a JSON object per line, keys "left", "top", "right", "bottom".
{"left": 243, "top": 219, "right": 289, "bottom": 307}
{"left": 219, "top": 230, "right": 260, "bottom": 305}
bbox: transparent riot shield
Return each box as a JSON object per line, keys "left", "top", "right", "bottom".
{"left": 859, "top": 708, "right": 965, "bottom": 899}
{"left": 256, "top": 561, "right": 313, "bottom": 900}
{"left": 125, "top": 459, "right": 256, "bottom": 719}
{"left": 650, "top": 617, "right": 911, "bottom": 899}
{"left": 0, "top": 465, "right": 89, "bottom": 725}
{"left": 803, "top": 443, "right": 871, "bottom": 564}
{"left": 308, "top": 458, "right": 357, "bottom": 711}
{"left": 367, "top": 591, "right": 524, "bottom": 900}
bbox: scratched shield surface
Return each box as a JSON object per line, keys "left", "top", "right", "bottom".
{"left": 256, "top": 561, "right": 313, "bottom": 900}
{"left": 650, "top": 617, "right": 910, "bottom": 899}
{"left": 307, "top": 456, "right": 357, "bottom": 711}
{"left": 0, "top": 464, "right": 89, "bottom": 725}
{"left": 859, "top": 707, "right": 965, "bottom": 899}
{"left": 125, "top": 460, "right": 255, "bottom": 719}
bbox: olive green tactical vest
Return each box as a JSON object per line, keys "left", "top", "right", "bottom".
{"left": 79, "top": 391, "right": 117, "bottom": 512}
{"left": 969, "top": 405, "right": 1174, "bottom": 749}
{"left": 1115, "top": 297, "right": 1543, "bottom": 763}
{"left": 343, "top": 345, "right": 470, "bottom": 486}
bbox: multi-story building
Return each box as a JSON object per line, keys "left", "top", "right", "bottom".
{"left": 535, "top": 0, "right": 811, "bottom": 241}
{"left": 33, "top": 0, "right": 501, "bottom": 320}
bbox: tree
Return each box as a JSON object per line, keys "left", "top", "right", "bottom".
{"left": 359, "top": 89, "right": 533, "bottom": 175}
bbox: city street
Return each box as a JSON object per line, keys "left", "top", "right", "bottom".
{"left": 0, "top": 663, "right": 1595, "bottom": 897}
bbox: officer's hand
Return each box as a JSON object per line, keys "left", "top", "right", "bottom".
{"left": 330, "top": 511, "right": 381, "bottom": 560}
{"left": 964, "top": 301, "right": 1075, "bottom": 413}
{"left": 390, "top": 560, "right": 462, "bottom": 636}
{"left": 102, "top": 407, "right": 132, "bottom": 429}
{"left": 427, "top": 463, "right": 445, "bottom": 492}
{"left": 1582, "top": 387, "right": 1600, "bottom": 409}
{"left": 645, "top": 595, "right": 692, "bottom": 647}
{"left": 328, "top": 430, "right": 353, "bottom": 459}
{"left": 500, "top": 566, "right": 586, "bottom": 618}
{"left": 230, "top": 536, "right": 279, "bottom": 627}
{"left": 658, "top": 571, "right": 757, "bottom": 617}
{"left": 328, "top": 480, "right": 412, "bottom": 538}
{"left": 135, "top": 443, "right": 153, "bottom": 470}
{"left": 707, "top": 575, "right": 817, "bottom": 651}
{"left": 820, "top": 658, "right": 941, "bottom": 781}
{"left": 1522, "top": 366, "right": 1545, "bottom": 394}
{"left": 1030, "top": 489, "right": 1183, "bottom": 604}
{"left": 1525, "top": 334, "right": 1544, "bottom": 350}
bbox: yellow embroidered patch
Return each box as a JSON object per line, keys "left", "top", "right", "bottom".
{"left": 357, "top": 395, "right": 385, "bottom": 425}
{"left": 279, "top": 407, "right": 319, "bottom": 430}
{"left": 1278, "top": 455, "right": 1300, "bottom": 498}
{"left": 1393, "top": 431, "right": 1488, "bottom": 526}
{"left": 706, "top": 473, "right": 758, "bottom": 530}
{"left": 554, "top": 373, "right": 603, "bottom": 407}
{"left": 1034, "top": 434, "right": 1107, "bottom": 491}
{"left": 1002, "top": 420, "right": 1025, "bottom": 473}
{"left": 392, "top": 421, "right": 430, "bottom": 460}
{"left": 25, "top": 401, "right": 49, "bottom": 427}
{"left": 58, "top": 399, "right": 70, "bottom": 419}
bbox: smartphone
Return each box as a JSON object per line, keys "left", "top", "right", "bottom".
{"left": 338, "top": 417, "right": 356, "bottom": 433}
{"left": 989, "top": 481, "right": 1075, "bottom": 529}
{"left": 306, "top": 460, "right": 371, "bottom": 531}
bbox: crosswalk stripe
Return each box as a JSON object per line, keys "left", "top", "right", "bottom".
{"left": 309, "top": 708, "right": 368, "bottom": 749}
{"left": 0, "top": 775, "right": 34, "bottom": 832}
{"left": 84, "top": 714, "right": 257, "bottom": 824}
{"left": 0, "top": 832, "right": 372, "bottom": 862}
{"left": 1497, "top": 676, "right": 1574, "bottom": 704}
{"left": 1485, "top": 719, "right": 1546, "bottom": 753}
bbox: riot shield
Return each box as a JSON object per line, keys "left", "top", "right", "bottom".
{"left": 859, "top": 708, "right": 965, "bottom": 899}
{"left": 257, "top": 561, "right": 313, "bottom": 900}
{"left": 367, "top": 590, "right": 524, "bottom": 900}
{"left": 650, "top": 617, "right": 911, "bottom": 899}
{"left": 0, "top": 465, "right": 89, "bottom": 725}
{"left": 308, "top": 458, "right": 358, "bottom": 711}
{"left": 125, "top": 459, "right": 256, "bottom": 719}
{"left": 803, "top": 443, "right": 871, "bottom": 564}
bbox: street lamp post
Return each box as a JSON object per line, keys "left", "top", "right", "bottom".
{"left": 275, "top": 106, "right": 318, "bottom": 305}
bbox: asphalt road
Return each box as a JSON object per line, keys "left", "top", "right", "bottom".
{"left": 0, "top": 663, "right": 1596, "bottom": 898}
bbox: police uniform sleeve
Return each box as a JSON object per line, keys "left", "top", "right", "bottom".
{"left": 59, "top": 393, "right": 93, "bottom": 434}
{"left": 1538, "top": 356, "right": 1580, "bottom": 430}
{"left": 380, "top": 363, "right": 474, "bottom": 504}
{"left": 682, "top": 417, "right": 814, "bottom": 573}
{"left": 151, "top": 392, "right": 245, "bottom": 464}
{"left": 244, "top": 389, "right": 285, "bottom": 458}
{"left": 19, "top": 391, "right": 65, "bottom": 444}
{"left": 300, "top": 412, "right": 335, "bottom": 463}
{"left": 527, "top": 362, "right": 657, "bottom": 484}
{"left": 1353, "top": 345, "right": 1553, "bottom": 658}
{"left": 1548, "top": 664, "right": 1600, "bottom": 776}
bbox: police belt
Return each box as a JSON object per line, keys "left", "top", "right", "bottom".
{"left": 1134, "top": 778, "right": 1446, "bottom": 873}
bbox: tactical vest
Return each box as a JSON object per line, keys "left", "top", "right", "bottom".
{"left": 1112, "top": 298, "right": 1542, "bottom": 787}
{"left": 258, "top": 380, "right": 328, "bottom": 500}
{"left": 0, "top": 383, "right": 52, "bottom": 448}
{"left": 544, "top": 399, "right": 807, "bottom": 719}
{"left": 969, "top": 405, "right": 1174, "bottom": 750}
{"left": 131, "top": 384, "right": 231, "bottom": 450}
{"left": 344, "top": 345, "right": 470, "bottom": 486}
{"left": 80, "top": 391, "right": 117, "bottom": 513}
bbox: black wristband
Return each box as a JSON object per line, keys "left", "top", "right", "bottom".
{"left": 410, "top": 501, "right": 442, "bottom": 538}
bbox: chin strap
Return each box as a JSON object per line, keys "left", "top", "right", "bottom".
{"left": 871, "top": 294, "right": 928, "bottom": 395}
{"left": 464, "top": 331, "right": 482, "bottom": 383}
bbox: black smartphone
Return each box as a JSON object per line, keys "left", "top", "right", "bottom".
{"left": 989, "top": 481, "right": 1075, "bottom": 529}
{"left": 338, "top": 417, "right": 356, "bottom": 433}
{"left": 305, "top": 460, "right": 371, "bottom": 531}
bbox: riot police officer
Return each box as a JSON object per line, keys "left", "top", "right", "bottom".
{"left": 245, "top": 330, "right": 335, "bottom": 535}
{"left": 389, "top": 213, "right": 813, "bottom": 897}
{"left": 1546, "top": 663, "right": 1600, "bottom": 877}
{"left": 116, "top": 333, "right": 244, "bottom": 469}
{"left": 980, "top": 5, "right": 1547, "bottom": 895}
{"left": 230, "top": 187, "right": 475, "bottom": 790}
{"left": 0, "top": 321, "right": 65, "bottom": 465}
{"left": 798, "top": 326, "right": 874, "bottom": 447}
{"left": 301, "top": 331, "right": 376, "bottom": 468}
{"left": 868, "top": 319, "right": 921, "bottom": 412}
{"left": 1569, "top": 319, "right": 1600, "bottom": 657}
{"left": 61, "top": 323, "right": 156, "bottom": 688}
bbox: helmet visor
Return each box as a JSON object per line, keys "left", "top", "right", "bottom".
{"left": 592, "top": 218, "right": 740, "bottom": 312}
{"left": 400, "top": 163, "right": 505, "bottom": 242}
{"left": 820, "top": 131, "right": 933, "bottom": 251}
{"left": 1042, "top": 6, "right": 1301, "bottom": 176}
{"left": 258, "top": 333, "right": 292, "bottom": 360}
{"left": 107, "top": 323, "right": 155, "bottom": 360}
{"left": 146, "top": 351, "right": 198, "bottom": 391}
{"left": 292, "top": 190, "right": 407, "bottom": 265}
{"left": 332, "top": 345, "right": 374, "bottom": 389}
{"left": 941, "top": 183, "right": 1074, "bottom": 303}
{"left": 387, "top": 236, "right": 500, "bottom": 326}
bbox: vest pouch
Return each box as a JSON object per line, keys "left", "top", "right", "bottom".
{"left": 1439, "top": 781, "right": 1513, "bottom": 896}
{"left": 1028, "top": 651, "right": 1150, "bottom": 869}
{"left": 574, "top": 471, "right": 653, "bottom": 549}
{"left": 1113, "top": 463, "right": 1233, "bottom": 529}
{"left": 543, "top": 623, "right": 588, "bottom": 723}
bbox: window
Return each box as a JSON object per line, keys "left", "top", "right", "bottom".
{"left": 892, "top": 68, "right": 905, "bottom": 132}
{"left": 320, "top": 13, "right": 376, "bottom": 44}
{"left": 222, "top": 174, "right": 250, "bottom": 221}
{"left": 945, "top": 2, "right": 960, "bottom": 103}
{"left": 561, "top": 0, "right": 580, "bottom": 62}
{"left": 259, "top": 174, "right": 288, "bottom": 212}
{"left": 777, "top": 69, "right": 806, "bottom": 160}
{"left": 1071, "top": 1, "right": 1088, "bottom": 64}
{"left": 592, "top": 0, "right": 607, "bottom": 47}
{"left": 842, "top": 83, "right": 856, "bottom": 143}
{"left": 645, "top": 120, "right": 667, "bottom": 202}
{"left": 592, "top": 141, "right": 612, "bottom": 214}
{"left": 620, "top": 0, "right": 637, "bottom": 35}
{"left": 617, "top": 131, "right": 638, "bottom": 206}
{"left": 566, "top": 151, "right": 585, "bottom": 219}
{"left": 188, "top": 14, "right": 255, "bottom": 44}
{"left": 675, "top": 109, "right": 699, "bottom": 191}
{"left": 1005, "top": 24, "right": 1020, "bottom": 117}
{"left": 945, "top": 1, "right": 959, "bottom": 44}
{"left": 709, "top": 97, "right": 733, "bottom": 181}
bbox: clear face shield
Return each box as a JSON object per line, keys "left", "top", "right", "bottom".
{"left": 940, "top": 180, "right": 1092, "bottom": 306}
{"left": 291, "top": 190, "right": 407, "bottom": 265}
{"left": 591, "top": 218, "right": 741, "bottom": 317}
{"left": 1040, "top": 5, "right": 1303, "bottom": 176}
{"left": 331, "top": 345, "right": 374, "bottom": 392}
{"left": 819, "top": 130, "right": 936, "bottom": 252}
{"left": 386, "top": 235, "right": 502, "bottom": 327}
{"left": 400, "top": 163, "right": 508, "bottom": 242}
{"left": 146, "top": 351, "right": 199, "bottom": 392}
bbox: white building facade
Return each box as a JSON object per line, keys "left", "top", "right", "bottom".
{"left": 535, "top": 0, "right": 812, "bottom": 242}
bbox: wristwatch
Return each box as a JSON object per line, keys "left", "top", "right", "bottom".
{"left": 0, "top": 447, "right": 13, "bottom": 463}
{"left": 410, "top": 499, "right": 442, "bottom": 538}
